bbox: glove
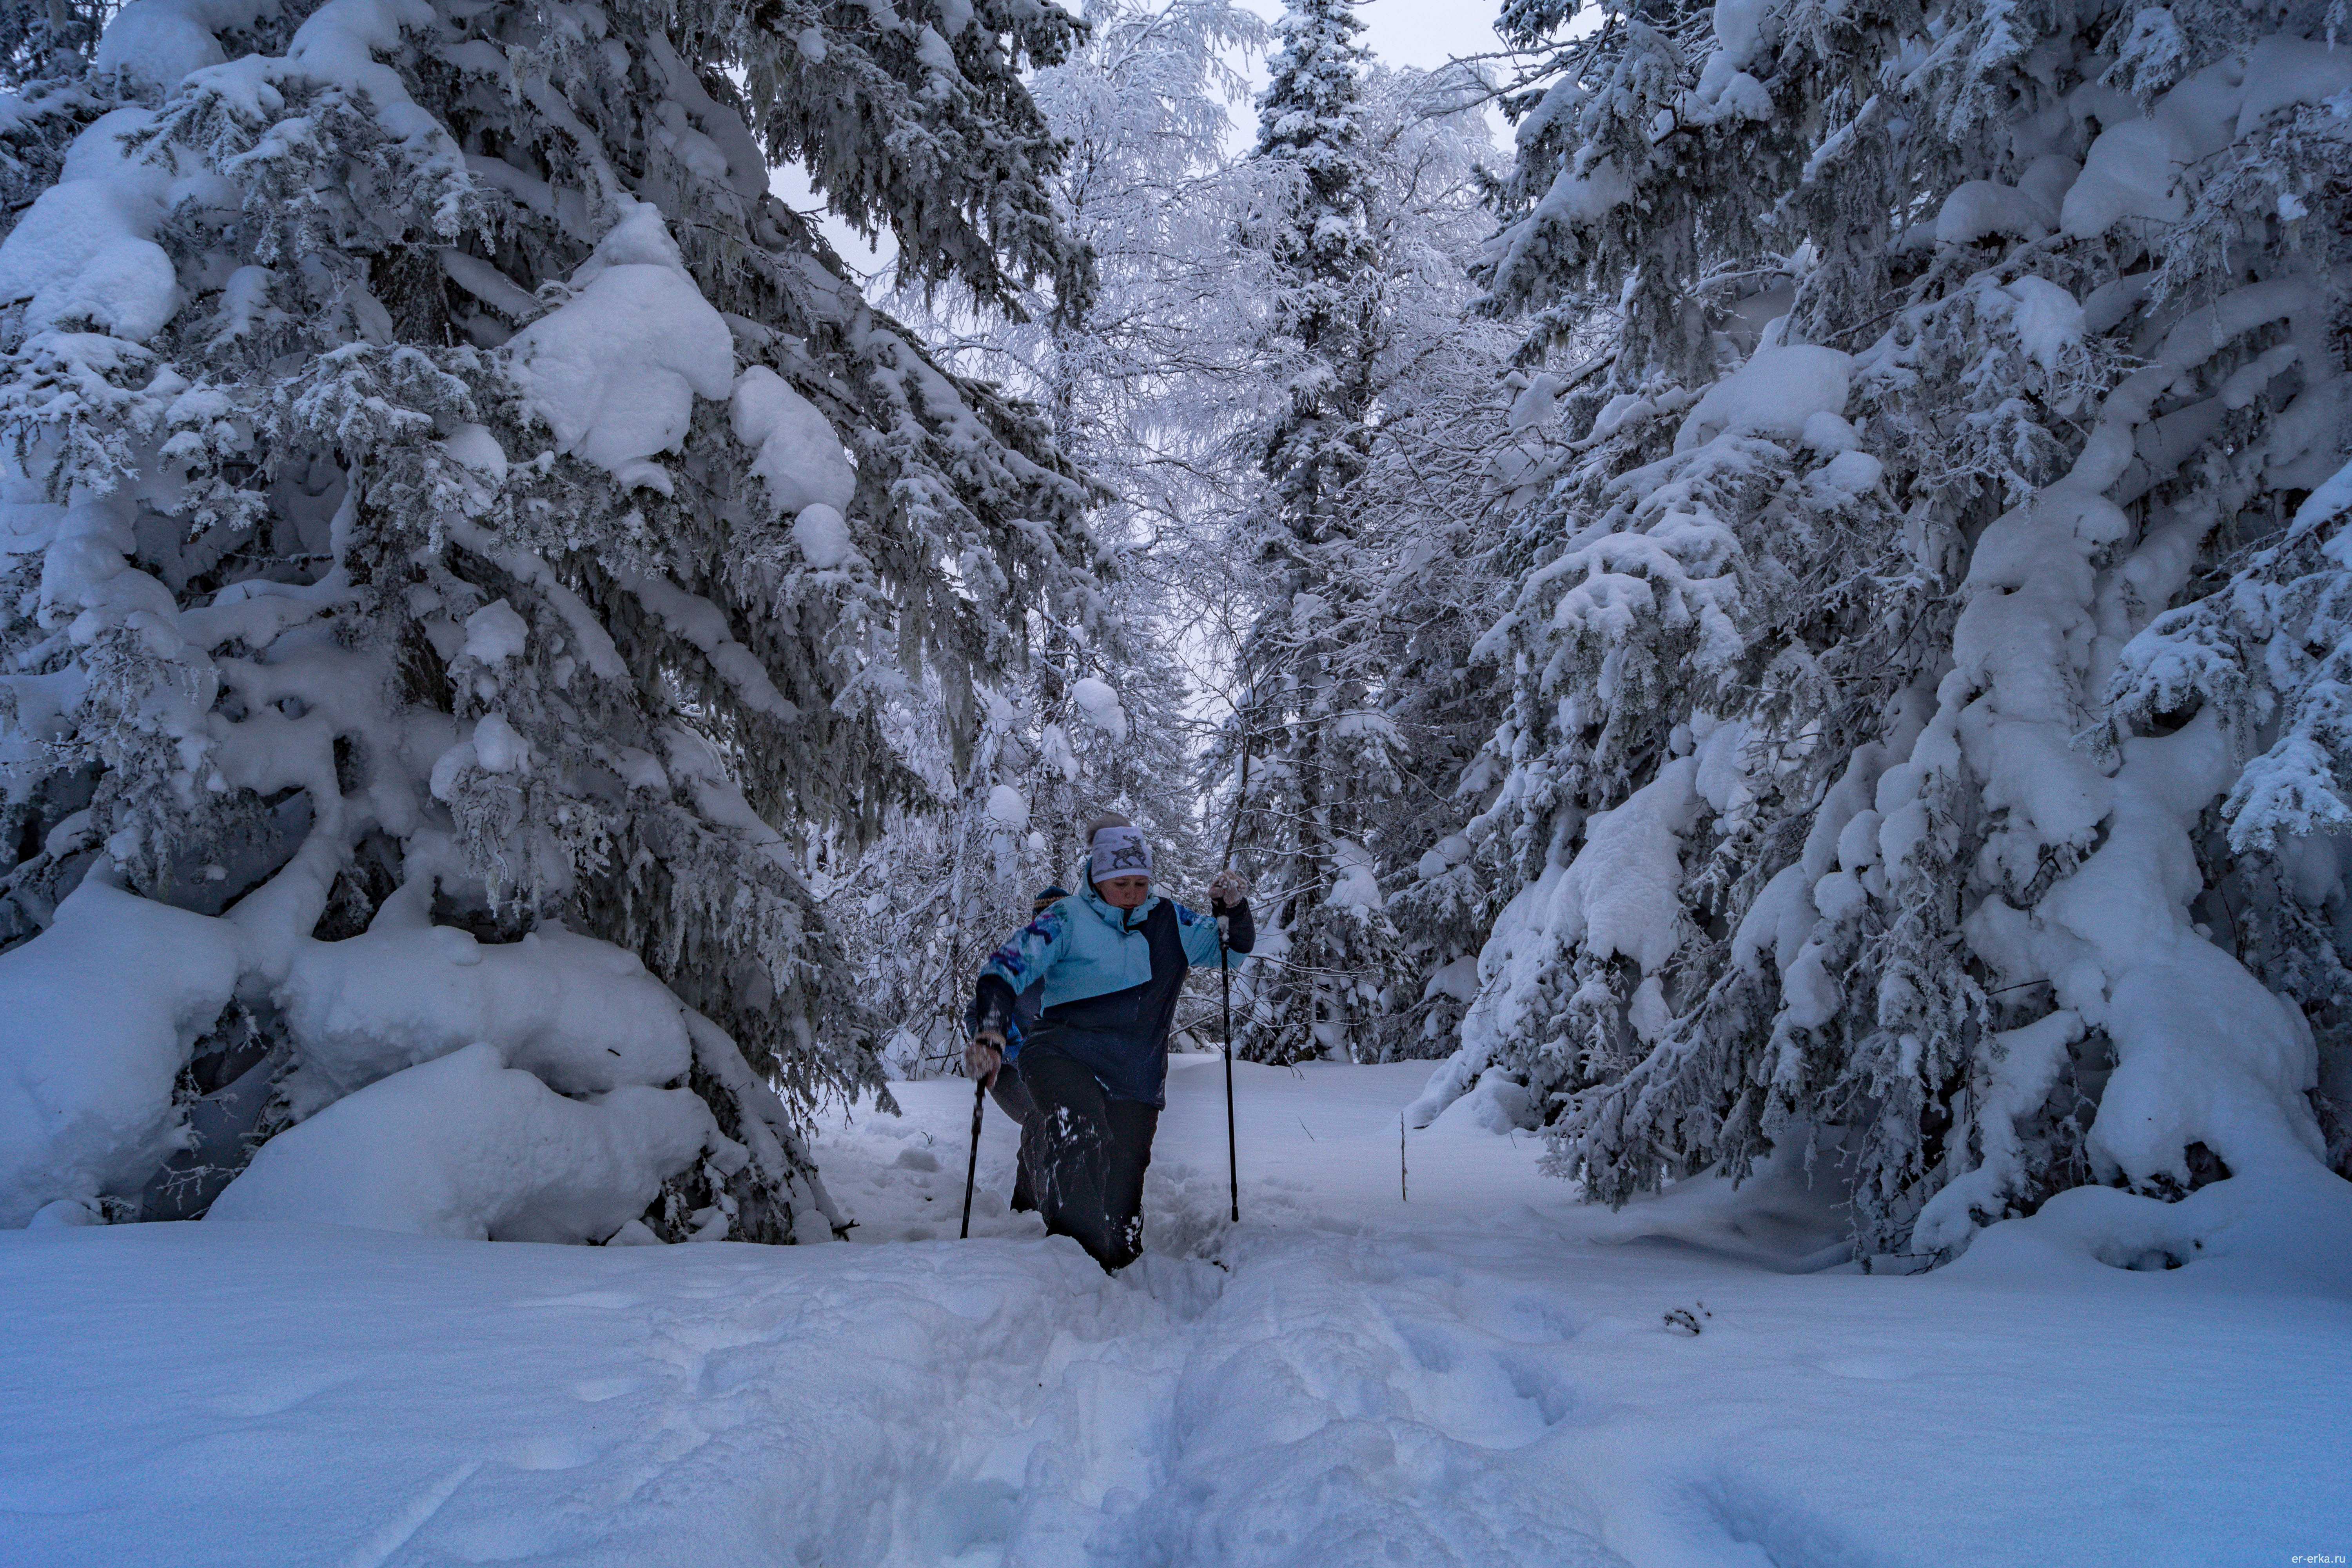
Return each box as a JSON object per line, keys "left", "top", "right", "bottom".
{"left": 966, "top": 1033, "right": 1004, "bottom": 1086}
{"left": 1208, "top": 868, "right": 1250, "bottom": 911}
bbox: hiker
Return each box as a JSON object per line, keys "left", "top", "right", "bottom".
{"left": 989, "top": 884, "right": 1068, "bottom": 1214}
{"left": 966, "top": 816, "right": 1252, "bottom": 1271}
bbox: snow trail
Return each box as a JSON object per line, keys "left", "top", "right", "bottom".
{"left": 4, "top": 1058, "right": 2346, "bottom": 1566}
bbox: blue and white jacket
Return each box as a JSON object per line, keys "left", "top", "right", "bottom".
{"left": 969, "top": 884, "right": 1252, "bottom": 1105}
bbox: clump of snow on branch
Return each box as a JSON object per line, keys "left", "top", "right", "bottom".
{"left": 505, "top": 200, "right": 735, "bottom": 494}
{"left": 1069, "top": 676, "right": 1130, "bottom": 743}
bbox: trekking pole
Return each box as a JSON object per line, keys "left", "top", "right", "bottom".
{"left": 1218, "top": 717, "right": 1253, "bottom": 1227}
{"left": 960, "top": 1074, "right": 986, "bottom": 1240}
{"left": 1219, "top": 917, "right": 1239, "bottom": 1224}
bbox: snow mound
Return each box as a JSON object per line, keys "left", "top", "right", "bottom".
{"left": 2003, "top": 275, "right": 2085, "bottom": 374}
{"left": 1328, "top": 838, "right": 1385, "bottom": 914}
{"left": 1402, "top": 1047, "right": 1484, "bottom": 1129}
{"left": 2063, "top": 116, "right": 2193, "bottom": 236}
{"left": 791, "top": 503, "right": 856, "bottom": 570}
{"left": 507, "top": 200, "right": 734, "bottom": 492}
{"left": 1934, "top": 178, "right": 2055, "bottom": 245}
{"left": 1069, "top": 677, "right": 1129, "bottom": 741}
{"left": 984, "top": 784, "right": 1029, "bottom": 830}
{"left": 0, "top": 878, "right": 242, "bottom": 1226}
{"left": 1423, "top": 955, "right": 1478, "bottom": 1004}
{"left": 461, "top": 599, "right": 528, "bottom": 664}
{"left": 2062, "top": 38, "right": 2352, "bottom": 239}
{"left": 278, "top": 923, "right": 695, "bottom": 1119}
{"left": 474, "top": 714, "right": 526, "bottom": 780}
{"left": 1544, "top": 756, "right": 1701, "bottom": 973}
{"left": 1673, "top": 343, "right": 1851, "bottom": 452}
{"left": 0, "top": 107, "right": 181, "bottom": 341}
{"left": 208, "top": 1043, "right": 715, "bottom": 1241}
{"left": 1416, "top": 833, "right": 1471, "bottom": 880}
{"left": 1956, "top": 1154, "right": 2352, "bottom": 1294}
{"left": 1426, "top": 1069, "right": 1537, "bottom": 1135}
{"left": 94, "top": 0, "right": 274, "bottom": 88}
{"left": 731, "top": 367, "right": 857, "bottom": 517}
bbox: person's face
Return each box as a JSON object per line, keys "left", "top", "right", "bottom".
{"left": 1096, "top": 874, "right": 1150, "bottom": 910}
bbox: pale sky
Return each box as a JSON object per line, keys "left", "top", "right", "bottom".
{"left": 1337, "top": 0, "right": 1507, "bottom": 73}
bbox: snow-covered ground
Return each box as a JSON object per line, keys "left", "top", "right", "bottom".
{"left": 5, "top": 1054, "right": 2345, "bottom": 1567}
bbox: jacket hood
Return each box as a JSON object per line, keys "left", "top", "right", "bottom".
{"left": 1073, "top": 882, "right": 1158, "bottom": 929}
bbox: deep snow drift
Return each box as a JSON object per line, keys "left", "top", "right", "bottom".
{"left": 4, "top": 1056, "right": 2345, "bottom": 1567}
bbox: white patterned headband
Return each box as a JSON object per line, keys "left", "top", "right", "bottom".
{"left": 1089, "top": 824, "right": 1152, "bottom": 881}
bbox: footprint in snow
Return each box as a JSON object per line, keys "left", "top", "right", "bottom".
{"left": 1390, "top": 1319, "right": 1575, "bottom": 1448}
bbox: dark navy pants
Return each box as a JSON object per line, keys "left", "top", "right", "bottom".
{"left": 986, "top": 1063, "right": 1040, "bottom": 1212}
{"left": 1013, "top": 1040, "right": 1159, "bottom": 1272}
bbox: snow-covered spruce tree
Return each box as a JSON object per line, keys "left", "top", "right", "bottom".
{"left": 1333, "top": 64, "right": 1523, "bottom": 1062}
{"left": 1223, "top": 0, "right": 1411, "bottom": 1064}
{"left": 0, "top": 0, "right": 1101, "bottom": 1240}
{"left": 1435, "top": 0, "right": 2352, "bottom": 1263}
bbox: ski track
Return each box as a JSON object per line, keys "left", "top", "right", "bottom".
{"left": 2, "top": 1059, "right": 2347, "bottom": 1567}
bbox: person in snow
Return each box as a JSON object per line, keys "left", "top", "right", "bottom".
{"left": 992, "top": 884, "right": 1069, "bottom": 1214}
{"left": 967, "top": 817, "right": 1251, "bottom": 1271}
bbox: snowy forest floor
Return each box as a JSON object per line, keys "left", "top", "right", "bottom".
{"left": 5, "top": 1056, "right": 2347, "bottom": 1568}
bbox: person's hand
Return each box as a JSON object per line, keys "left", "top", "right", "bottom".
{"left": 1207, "top": 868, "right": 1250, "bottom": 910}
{"left": 966, "top": 1033, "right": 1004, "bottom": 1086}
